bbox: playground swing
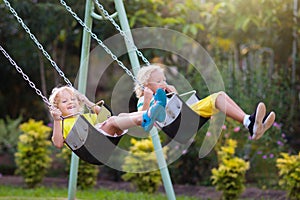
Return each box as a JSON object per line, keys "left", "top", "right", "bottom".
{"left": 129, "top": 91, "right": 210, "bottom": 144}
{"left": 62, "top": 102, "right": 124, "bottom": 165}
{"left": 59, "top": 0, "right": 211, "bottom": 144}
{"left": 84, "top": 0, "right": 211, "bottom": 143}
{"left": 1, "top": 0, "right": 128, "bottom": 165}
{"left": 3, "top": 0, "right": 210, "bottom": 165}
{"left": 156, "top": 92, "right": 209, "bottom": 144}
{"left": 0, "top": 44, "right": 124, "bottom": 165}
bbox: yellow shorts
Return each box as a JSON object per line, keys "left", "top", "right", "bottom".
{"left": 189, "top": 92, "right": 220, "bottom": 118}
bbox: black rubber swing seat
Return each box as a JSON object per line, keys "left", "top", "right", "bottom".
{"left": 64, "top": 105, "right": 123, "bottom": 165}
{"left": 65, "top": 91, "right": 209, "bottom": 165}
{"left": 157, "top": 93, "right": 209, "bottom": 144}
{"left": 129, "top": 91, "right": 209, "bottom": 144}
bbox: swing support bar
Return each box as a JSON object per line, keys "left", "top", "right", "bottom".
{"left": 65, "top": 0, "right": 176, "bottom": 199}
{"left": 67, "top": 0, "right": 94, "bottom": 199}
{"left": 114, "top": 1, "right": 176, "bottom": 199}
{"left": 114, "top": 0, "right": 140, "bottom": 75}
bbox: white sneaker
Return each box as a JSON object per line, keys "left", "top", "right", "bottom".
{"left": 248, "top": 102, "right": 266, "bottom": 140}
{"left": 262, "top": 111, "right": 276, "bottom": 133}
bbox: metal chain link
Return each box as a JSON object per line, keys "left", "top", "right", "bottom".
{"left": 0, "top": 45, "right": 52, "bottom": 108}
{"left": 93, "top": 0, "right": 150, "bottom": 66}
{"left": 59, "top": 0, "right": 144, "bottom": 88}
{"left": 3, "top": 0, "right": 73, "bottom": 87}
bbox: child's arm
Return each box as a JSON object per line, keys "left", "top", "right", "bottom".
{"left": 76, "top": 92, "right": 103, "bottom": 114}
{"left": 140, "top": 87, "right": 153, "bottom": 111}
{"left": 165, "top": 84, "right": 177, "bottom": 94}
{"left": 89, "top": 100, "right": 104, "bottom": 114}
{"left": 50, "top": 108, "right": 65, "bottom": 148}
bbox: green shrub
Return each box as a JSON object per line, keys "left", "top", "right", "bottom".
{"left": 14, "top": 119, "right": 52, "bottom": 188}
{"left": 58, "top": 146, "right": 99, "bottom": 190}
{"left": 122, "top": 138, "right": 166, "bottom": 193}
{"left": 216, "top": 117, "right": 287, "bottom": 188}
{"left": 0, "top": 116, "right": 23, "bottom": 154}
{"left": 0, "top": 116, "right": 23, "bottom": 174}
{"left": 211, "top": 139, "right": 250, "bottom": 200}
{"left": 276, "top": 152, "right": 300, "bottom": 200}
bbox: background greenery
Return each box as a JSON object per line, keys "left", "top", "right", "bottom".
{"left": 0, "top": 0, "right": 299, "bottom": 191}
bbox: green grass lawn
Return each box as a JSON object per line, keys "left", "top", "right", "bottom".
{"left": 0, "top": 185, "right": 198, "bottom": 200}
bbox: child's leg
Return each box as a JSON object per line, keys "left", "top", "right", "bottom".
{"left": 100, "top": 112, "right": 144, "bottom": 136}
{"left": 215, "top": 91, "right": 246, "bottom": 123}
{"left": 118, "top": 112, "right": 141, "bottom": 117}
{"left": 100, "top": 88, "right": 167, "bottom": 134}
{"left": 214, "top": 92, "right": 264, "bottom": 137}
{"left": 214, "top": 92, "right": 276, "bottom": 140}
{"left": 191, "top": 91, "right": 275, "bottom": 140}
{"left": 190, "top": 91, "right": 247, "bottom": 122}
{"left": 141, "top": 88, "right": 167, "bottom": 131}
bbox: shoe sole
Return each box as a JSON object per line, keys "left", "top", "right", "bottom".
{"left": 154, "top": 88, "right": 167, "bottom": 107}
{"left": 252, "top": 102, "right": 266, "bottom": 140}
{"left": 144, "top": 105, "right": 166, "bottom": 132}
{"left": 262, "top": 111, "right": 276, "bottom": 133}
{"left": 152, "top": 104, "right": 166, "bottom": 123}
{"left": 153, "top": 88, "right": 167, "bottom": 122}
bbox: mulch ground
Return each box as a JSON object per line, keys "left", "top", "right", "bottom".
{"left": 0, "top": 175, "right": 287, "bottom": 199}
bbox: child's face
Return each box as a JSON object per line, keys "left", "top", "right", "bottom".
{"left": 146, "top": 69, "right": 167, "bottom": 93}
{"left": 56, "top": 90, "right": 80, "bottom": 116}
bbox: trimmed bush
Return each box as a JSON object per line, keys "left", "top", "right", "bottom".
{"left": 276, "top": 152, "right": 300, "bottom": 200}
{"left": 211, "top": 139, "right": 250, "bottom": 200}
{"left": 122, "top": 137, "right": 166, "bottom": 193}
{"left": 58, "top": 146, "right": 99, "bottom": 190}
{"left": 15, "top": 119, "right": 52, "bottom": 188}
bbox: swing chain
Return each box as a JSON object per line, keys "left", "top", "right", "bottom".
{"left": 93, "top": 0, "right": 150, "bottom": 66}
{"left": 59, "top": 0, "right": 144, "bottom": 88}
{"left": 0, "top": 45, "right": 52, "bottom": 108}
{"left": 3, "top": 0, "right": 73, "bottom": 87}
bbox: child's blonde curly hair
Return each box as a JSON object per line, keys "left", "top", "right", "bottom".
{"left": 49, "top": 86, "right": 85, "bottom": 112}
{"left": 134, "top": 64, "right": 165, "bottom": 98}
